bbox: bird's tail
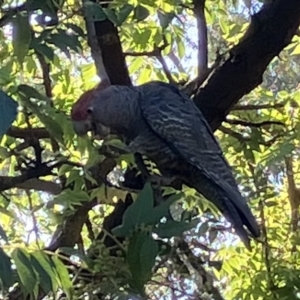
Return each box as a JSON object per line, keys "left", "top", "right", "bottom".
{"left": 189, "top": 173, "right": 260, "bottom": 250}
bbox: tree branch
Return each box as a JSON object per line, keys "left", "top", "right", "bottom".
{"left": 0, "top": 162, "right": 57, "bottom": 192}
{"left": 16, "top": 179, "right": 62, "bottom": 195}
{"left": 82, "top": 0, "right": 110, "bottom": 85}
{"left": 194, "top": 0, "right": 300, "bottom": 131}
{"left": 6, "top": 126, "right": 50, "bottom": 139}
{"left": 125, "top": 38, "right": 175, "bottom": 84}
{"left": 284, "top": 156, "right": 300, "bottom": 236}
{"left": 92, "top": 1, "right": 131, "bottom": 85}
{"left": 232, "top": 103, "right": 284, "bottom": 111}
{"left": 225, "top": 119, "right": 285, "bottom": 128}
{"left": 193, "top": 0, "right": 208, "bottom": 75}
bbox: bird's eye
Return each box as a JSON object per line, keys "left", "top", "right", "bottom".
{"left": 87, "top": 107, "right": 93, "bottom": 114}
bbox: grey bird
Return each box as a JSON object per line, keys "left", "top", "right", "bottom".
{"left": 71, "top": 81, "right": 260, "bottom": 249}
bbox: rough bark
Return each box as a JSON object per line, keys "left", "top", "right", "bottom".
{"left": 194, "top": 0, "right": 300, "bottom": 131}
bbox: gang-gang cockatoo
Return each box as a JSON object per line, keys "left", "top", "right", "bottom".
{"left": 71, "top": 81, "right": 260, "bottom": 249}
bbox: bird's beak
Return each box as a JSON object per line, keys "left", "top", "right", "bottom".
{"left": 91, "top": 123, "right": 111, "bottom": 140}
{"left": 72, "top": 120, "right": 92, "bottom": 136}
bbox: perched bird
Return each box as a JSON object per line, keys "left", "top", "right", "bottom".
{"left": 71, "top": 81, "right": 260, "bottom": 248}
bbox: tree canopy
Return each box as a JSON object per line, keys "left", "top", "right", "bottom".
{"left": 0, "top": 0, "right": 300, "bottom": 299}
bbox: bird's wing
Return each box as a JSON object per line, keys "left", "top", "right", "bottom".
{"left": 138, "top": 82, "right": 232, "bottom": 183}
{"left": 138, "top": 82, "right": 259, "bottom": 240}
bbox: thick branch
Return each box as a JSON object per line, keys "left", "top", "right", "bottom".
{"left": 16, "top": 179, "right": 62, "bottom": 195}
{"left": 92, "top": 1, "right": 131, "bottom": 85}
{"left": 7, "top": 126, "right": 50, "bottom": 139}
{"left": 82, "top": 0, "right": 110, "bottom": 84}
{"left": 193, "top": 0, "right": 208, "bottom": 75}
{"left": 194, "top": 0, "right": 300, "bottom": 131}
{"left": 0, "top": 163, "right": 56, "bottom": 192}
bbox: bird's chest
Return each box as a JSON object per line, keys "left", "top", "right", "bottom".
{"left": 129, "top": 130, "right": 185, "bottom": 174}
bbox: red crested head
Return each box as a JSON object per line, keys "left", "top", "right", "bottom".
{"left": 71, "top": 89, "right": 96, "bottom": 121}
{"left": 71, "top": 80, "right": 111, "bottom": 136}
{"left": 71, "top": 80, "right": 111, "bottom": 121}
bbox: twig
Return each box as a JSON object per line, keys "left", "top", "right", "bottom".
{"left": 177, "top": 240, "right": 225, "bottom": 300}
{"left": 182, "top": 58, "right": 221, "bottom": 96}
{"left": 26, "top": 190, "right": 41, "bottom": 248}
{"left": 125, "top": 37, "right": 176, "bottom": 84}
{"left": 35, "top": 51, "right": 52, "bottom": 98}
{"left": 284, "top": 156, "right": 300, "bottom": 237}
{"left": 168, "top": 51, "right": 185, "bottom": 73}
{"left": 35, "top": 49, "right": 60, "bottom": 152}
{"left": 85, "top": 217, "right": 95, "bottom": 242}
{"left": 219, "top": 125, "right": 250, "bottom": 142}
{"left": 220, "top": 125, "right": 283, "bottom": 146}
{"left": 232, "top": 103, "right": 284, "bottom": 111}
{"left": 157, "top": 54, "right": 175, "bottom": 84}
{"left": 225, "top": 119, "right": 285, "bottom": 128}
{"left": 248, "top": 163, "right": 278, "bottom": 299}
{"left": 124, "top": 39, "right": 169, "bottom": 57}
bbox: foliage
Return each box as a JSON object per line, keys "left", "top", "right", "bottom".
{"left": 0, "top": 0, "right": 299, "bottom": 299}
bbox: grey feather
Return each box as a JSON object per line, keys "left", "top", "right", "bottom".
{"left": 88, "top": 81, "right": 260, "bottom": 248}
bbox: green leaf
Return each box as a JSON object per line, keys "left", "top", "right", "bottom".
{"left": 127, "top": 232, "right": 158, "bottom": 292}
{"left": 197, "top": 222, "right": 209, "bottom": 236}
{"left": 34, "top": 43, "right": 55, "bottom": 61}
{"left": 18, "top": 85, "right": 64, "bottom": 143}
{"left": 18, "top": 84, "right": 51, "bottom": 103}
{"left": 53, "top": 189, "right": 90, "bottom": 205}
{"left": 243, "top": 147, "right": 255, "bottom": 163}
{"left": 0, "top": 248, "right": 14, "bottom": 289}
{"left": 135, "top": 29, "right": 153, "bottom": 49}
{"left": 177, "top": 40, "right": 185, "bottom": 59}
{"left": 129, "top": 57, "right": 145, "bottom": 74}
{"left": 154, "top": 220, "right": 197, "bottom": 238}
{"left": 209, "top": 228, "right": 218, "bottom": 243}
{"left": 118, "top": 4, "right": 134, "bottom": 24}
{"left": 31, "top": 252, "right": 55, "bottom": 294}
{"left": 138, "top": 66, "right": 152, "bottom": 84}
{"left": 50, "top": 29, "right": 82, "bottom": 54}
{"left": 0, "top": 91, "right": 18, "bottom": 138}
{"left": 103, "top": 8, "right": 120, "bottom": 25}
{"left": 65, "top": 23, "right": 85, "bottom": 37}
{"left": 291, "top": 43, "right": 300, "bottom": 55}
{"left": 12, "top": 12, "right": 32, "bottom": 64}
{"left": 149, "top": 192, "right": 183, "bottom": 224}
{"left": 11, "top": 249, "right": 37, "bottom": 296}
{"left": 113, "top": 183, "right": 154, "bottom": 237}
{"left": 158, "top": 11, "right": 175, "bottom": 29}
{"left": 83, "top": 1, "right": 107, "bottom": 22}
{"left": 133, "top": 5, "right": 150, "bottom": 22}
{"left": 80, "top": 63, "right": 97, "bottom": 87}
{"left": 57, "top": 247, "right": 89, "bottom": 268}
{"left": 52, "top": 256, "right": 73, "bottom": 299}
{"left": 0, "top": 67, "right": 11, "bottom": 85}
{"left": 58, "top": 164, "right": 74, "bottom": 176}
{"left": 41, "top": 115, "right": 65, "bottom": 142}
{"left": 220, "top": 18, "right": 229, "bottom": 36}
{"left": 0, "top": 223, "right": 8, "bottom": 242}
